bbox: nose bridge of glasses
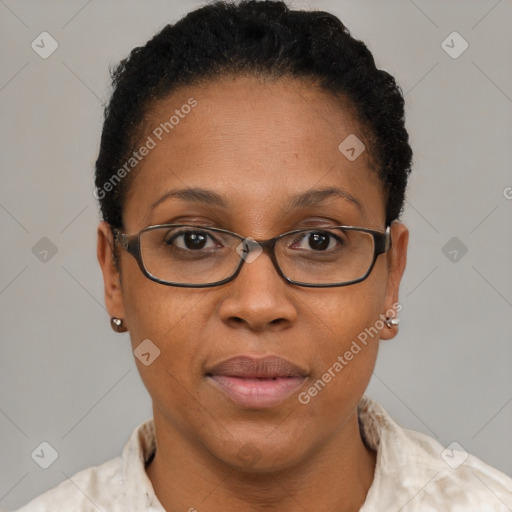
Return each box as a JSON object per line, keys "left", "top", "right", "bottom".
{"left": 236, "top": 235, "right": 278, "bottom": 265}
{"left": 244, "top": 236, "right": 275, "bottom": 252}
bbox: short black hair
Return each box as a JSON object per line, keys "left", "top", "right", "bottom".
{"left": 95, "top": 0, "right": 412, "bottom": 229}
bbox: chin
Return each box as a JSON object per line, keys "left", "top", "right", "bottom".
{"left": 205, "top": 430, "right": 311, "bottom": 475}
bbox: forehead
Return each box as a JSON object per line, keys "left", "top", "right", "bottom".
{"left": 123, "top": 75, "right": 385, "bottom": 231}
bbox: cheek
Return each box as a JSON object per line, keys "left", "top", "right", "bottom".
{"left": 127, "top": 290, "right": 213, "bottom": 435}
{"left": 313, "top": 262, "right": 387, "bottom": 348}
{"left": 121, "top": 253, "right": 206, "bottom": 343}
{"left": 300, "top": 273, "right": 387, "bottom": 407}
{"left": 121, "top": 270, "right": 209, "bottom": 394}
{"left": 315, "top": 297, "right": 381, "bottom": 375}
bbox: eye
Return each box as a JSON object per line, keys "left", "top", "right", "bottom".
{"left": 290, "top": 230, "right": 345, "bottom": 252}
{"left": 165, "top": 229, "right": 222, "bottom": 251}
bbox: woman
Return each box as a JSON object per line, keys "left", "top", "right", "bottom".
{"left": 16, "top": 1, "right": 512, "bottom": 510}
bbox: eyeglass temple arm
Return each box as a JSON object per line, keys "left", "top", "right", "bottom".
{"left": 379, "top": 225, "right": 392, "bottom": 254}
{"left": 112, "top": 229, "right": 140, "bottom": 257}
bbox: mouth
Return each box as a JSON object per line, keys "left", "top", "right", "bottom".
{"left": 205, "top": 355, "right": 308, "bottom": 409}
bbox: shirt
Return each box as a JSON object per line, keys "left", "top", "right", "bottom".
{"left": 15, "top": 395, "right": 512, "bottom": 511}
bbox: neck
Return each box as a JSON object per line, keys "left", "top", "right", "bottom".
{"left": 146, "top": 407, "right": 376, "bottom": 512}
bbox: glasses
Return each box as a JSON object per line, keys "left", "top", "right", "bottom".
{"left": 113, "top": 224, "right": 391, "bottom": 288}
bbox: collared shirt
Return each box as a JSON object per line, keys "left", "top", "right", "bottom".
{"left": 15, "top": 396, "right": 512, "bottom": 511}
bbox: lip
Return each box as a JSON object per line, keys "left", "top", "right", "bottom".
{"left": 206, "top": 356, "right": 308, "bottom": 409}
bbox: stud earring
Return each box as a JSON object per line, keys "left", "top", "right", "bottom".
{"left": 110, "top": 317, "right": 127, "bottom": 333}
{"left": 385, "top": 316, "right": 400, "bottom": 328}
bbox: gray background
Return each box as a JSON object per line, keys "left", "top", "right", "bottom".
{"left": 1, "top": 0, "right": 511, "bottom": 509}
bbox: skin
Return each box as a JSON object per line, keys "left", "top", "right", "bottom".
{"left": 97, "top": 74, "right": 408, "bottom": 512}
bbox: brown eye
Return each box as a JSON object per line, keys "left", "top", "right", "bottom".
{"left": 290, "top": 230, "right": 344, "bottom": 252}
{"left": 164, "top": 229, "right": 221, "bottom": 251}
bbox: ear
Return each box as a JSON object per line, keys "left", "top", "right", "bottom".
{"left": 97, "top": 221, "right": 126, "bottom": 320}
{"left": 380, "top": 220, "right": 408, "bottom": 340}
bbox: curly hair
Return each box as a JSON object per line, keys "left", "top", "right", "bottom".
{"left": 95, "top": 0, "right": 412, "bottom": 229}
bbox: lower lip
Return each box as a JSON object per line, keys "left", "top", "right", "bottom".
{"left": 208, "top": 375, "right": 306, "bottom": 408}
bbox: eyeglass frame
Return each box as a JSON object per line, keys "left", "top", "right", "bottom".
{"left": 112, "top": 223, "right": 392, "bottom": 288}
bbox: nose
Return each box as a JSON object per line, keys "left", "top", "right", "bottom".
{"left": 218, "top": 247, "right": 298, "bottom": 332}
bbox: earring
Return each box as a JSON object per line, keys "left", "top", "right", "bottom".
{"left": 385, "top": 316, "right": 400, "bottom": 328}
{"left": 110, "top": 317, "right": 127, "bottom": 333}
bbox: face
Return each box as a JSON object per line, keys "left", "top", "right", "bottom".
{"left": 98, "top": 75, "right": 408, "bottom": 472}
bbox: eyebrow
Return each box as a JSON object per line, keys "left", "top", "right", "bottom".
{"left": 147, "top": 186, "right": 362, "bottom": 214}
{"left": 149, "top": 187, "right": 227, "bottom": 211}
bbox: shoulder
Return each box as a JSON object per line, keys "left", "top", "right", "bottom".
{"left": 14, "top": 456, "right": 125, "bottom": 512}
{"left": 403, "top": 427, "right": 512, "bottom": 510}
{"left": 359, "top": 396, "right": 512, "bottom": 511}
{"left": 14, "top": 418, "right": 158, "bottom": 511}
